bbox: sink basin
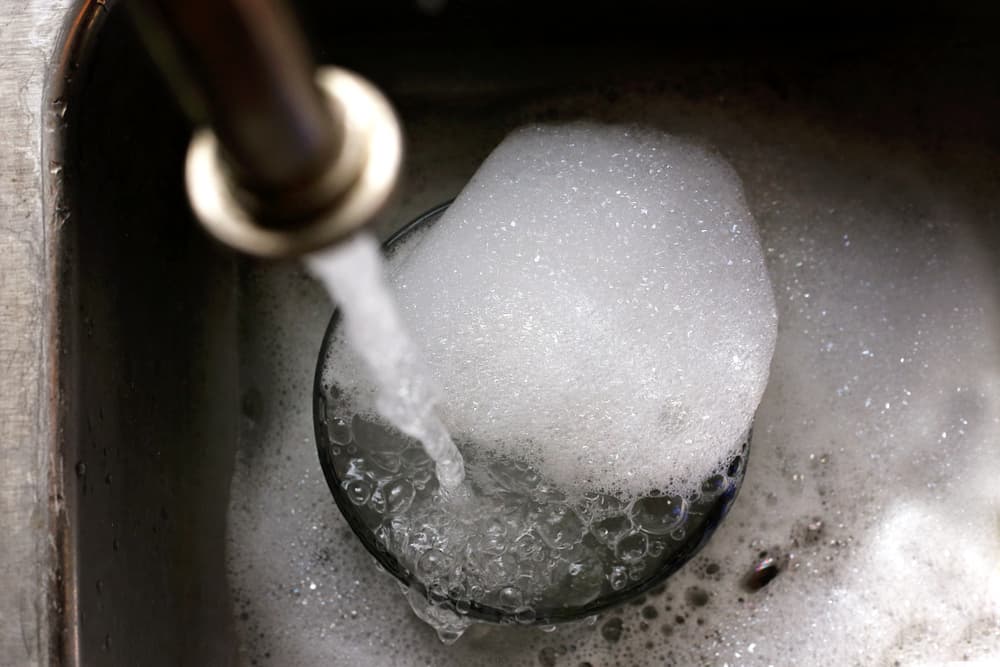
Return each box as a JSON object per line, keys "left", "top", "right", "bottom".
{"left": 47, "top": 2, "right": 1000, "bottom": 665}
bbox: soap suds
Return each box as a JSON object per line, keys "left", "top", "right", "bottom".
{"left": 227, "top": 93, "right": 1000, "bottom": 666}
{"left": 322, "top": 123, "right": 777, "bottom": 501}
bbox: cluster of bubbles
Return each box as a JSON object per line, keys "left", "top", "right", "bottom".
{"left": 322, "top": 406, "right": 746, "bottom": 641}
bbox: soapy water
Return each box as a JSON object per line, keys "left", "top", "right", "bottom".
{"left": 312, "top": 124, "right": 777, "bottom": 639}
{"left": 317, "top": 391, "right": 748, "bottom": 639}
{"left": 305, "top": 235, "right": 466, "bottom": 491}
{"left": 227, "top": 101, "right": 1000, "bottom": 666}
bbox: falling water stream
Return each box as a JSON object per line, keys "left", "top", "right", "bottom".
{"left": 305, "top": 233, "right": 466, "bottom": 491}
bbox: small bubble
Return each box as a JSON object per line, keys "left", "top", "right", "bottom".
{"left": 417, "top": 549, "right": 448, "bottom": 577}
{"left": 368, "top": 488, "right": 387, "bottom": 514}
{"left": 648, "top": 539, "right": 666, "bottom": 557}
{"left": 385, "top": 479, "right": 415, "bottom": 514}
{"left": 609, "top": 565, "right": 629, "bottom": 591}
{"left": 601, "top": 617, "right": 624, "bottom": 642}
{"left": 615, "top": 532, "right": 649, "bottom": 563}
{"left": 629, "top": 495, "right": 687, "bottom": 535}
{"left": 701, "top": 474, "right": 728, "bottom": 496}
{"left": 325, "top": 416, "right": 352, "bottom": 445}
{"left": 727, "top": 455, "right": 743, "bottom": 477}
{"left": 343, "top": 480, "right": 371, "bottom": 505}
{"left": 498, "top": 586, "right": 523, "bottom": 610}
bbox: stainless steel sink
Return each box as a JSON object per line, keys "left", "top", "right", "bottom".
{"left": 44, "top": 2, "right": 999, "bottom": 665}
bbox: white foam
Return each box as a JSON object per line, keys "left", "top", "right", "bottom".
{"left": 228, "top": 93, "right": 1000, "bottom": 667}
{"left": 324, "top": 123, "right": 777, "bottom": 500}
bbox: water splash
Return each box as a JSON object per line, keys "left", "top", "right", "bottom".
{"left": 305, "top": 233, "right": 465, "bottom": 490}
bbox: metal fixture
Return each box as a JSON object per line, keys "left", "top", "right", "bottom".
{"left": 132, "top": 0, "right": 402, "bottom": 257}
{"left": 186, "top": 67, "right": 402, "bottom": 257}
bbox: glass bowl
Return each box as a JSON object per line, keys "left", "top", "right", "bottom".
{"left": 313, "top": 201, "right": 749, "bottom": 627}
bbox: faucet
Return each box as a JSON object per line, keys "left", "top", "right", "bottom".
{"left": 129, "top": 0, "right": 402, "bottom": 257}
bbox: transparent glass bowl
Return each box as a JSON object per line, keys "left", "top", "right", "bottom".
{"left": 313, "top": 202, "right": 749, "bottom": 626}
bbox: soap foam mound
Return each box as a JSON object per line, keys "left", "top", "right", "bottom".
{"left": 327, "top": 123, "right": 776, "bottom": 499}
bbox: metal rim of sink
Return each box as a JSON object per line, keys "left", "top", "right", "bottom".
{"left": 313, "top": 200, "right": 750, "bottom": 626}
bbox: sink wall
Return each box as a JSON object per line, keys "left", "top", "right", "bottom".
{"left": 48, "top": 2, "right": 1000, "bottom": 665}
{"left": 53, "top": 4, "right": 238, "bottom": 663}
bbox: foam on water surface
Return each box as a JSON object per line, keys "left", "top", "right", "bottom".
{"left": 306, "top": 234, "right": 465, "bottom": 490}
{"left": 322, "top": 123, "right": 777, "bottom": 502}
{"left": 228, "top": 98, "right": 1000, "bottom": 666}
